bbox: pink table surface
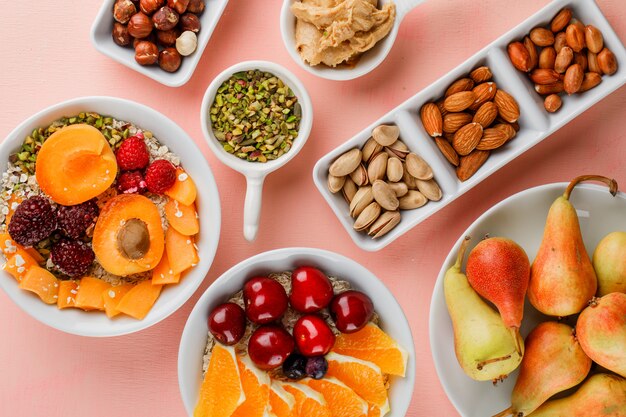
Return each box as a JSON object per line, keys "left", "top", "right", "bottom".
{"left": 1, "top": 0, "right": 624, "bottom": 416}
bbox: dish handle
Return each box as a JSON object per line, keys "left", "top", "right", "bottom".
{"left": 243, "top": 174, "right": 265, "bottom": 242}
{"left": 395, "top": 0, "right": 425, "bottom": 22}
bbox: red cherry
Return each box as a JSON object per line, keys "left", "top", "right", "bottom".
{"left": 293, "top": 315, "right": 336, "bottom": 357}
{"left": 248, "top": 325, "right": 295, "bottom": 370}
{"left": 329, "top": 291, "right": 374, "bottom": 333}
{"left": 290, "top": 266, "right": 333, "bottom": 313}
{"left": 243, "top": 277, "right": 288, "bottom": 324}
{"left": 208, "top": 302, "right": 246, "bottom": 346}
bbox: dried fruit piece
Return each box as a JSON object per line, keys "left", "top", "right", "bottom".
{"left": 551, "top": 8, "right": 572, "bottom": 33}
{"left": 456, "top": 150, "right": 490, "bottom": 181}
{"left": 508, "top": 42, "right": 532, "bottom": 72}
{"left": 494, "top": 90, "right": 520, "bottom": 123}
{"left": 564, "top": 63, "right": 584, "bottom": 94}
{"left": 544, "top": 94, "right": 562, "bottom": 112}
{"left": 420, "top": 103, "right": 443, "bottom": 137}
{"left": 452, "top": 122, "right": 483, "bottom": 156}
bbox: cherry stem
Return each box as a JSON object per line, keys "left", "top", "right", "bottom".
{"left": 492, "top": 406, "right": 514, "bottom": 417}
{"left": 477, "top": 354, "right": 512, "bottom": 370}
{"left": 564, "top": 175, "right": 618, "bottom": 200}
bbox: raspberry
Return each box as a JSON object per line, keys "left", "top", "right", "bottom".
{"left": 8, "top": 196, "right": 57, "bottom": 247}
{"left": 115, "top": 134, "right": 149, "bottom": 171}
{"left": 145, "top": 160, "right": 176, "bottom": 194}
{"left": 50, "top": 239, "right": 95, "bottom": 277}
{"left": 57, "top": 199, "right": 100, "bottom": 239}
{"left": 117, "top": 171, "right": 148, "bottom": 194}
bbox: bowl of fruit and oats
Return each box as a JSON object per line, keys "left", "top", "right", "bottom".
{"left": 0, "top": 96, "right": 221, "bottom": 337}
{"left": 178, "top": 247, "right": 415, "bottom": 417}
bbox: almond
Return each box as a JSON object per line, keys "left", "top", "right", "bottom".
{"left": 539, "top": 47, "right": 557, "bottom": 69}
{"left": 523, "top": 37, "right": 538, "bottom": 70}
{"left": 452, "top": 122, "right": 483, "bottom": 156}
{"left": 597, "top": 47, "right": 618, "bottom": 75}
{"left": 456, "top": 150, "right": 490, "bottom": 182}
{"left": 554, "top": 32, "right": 567, "bottom": 53}
{"left": 574, "top": 52, "right": 588, "bottom": 71}
{"left": 494, "top": 90, "right": 520, "bottom": 123}
{"left": 494, "top": 123, "right": 517, "bottom": 141}
{"left": 508, "top": 42, "right": 532, "bottom": 72}
{"left": 551, "top": 8, "right": 572, "bottom": 33}
{"left": 584, "top": 25, "right": 603, "bottom": 53}
{"left": 420, "top": 103, "right": 443, "bottom": 137}
{"left": 476, "top": 127, "right": 509, "bottom": 150}
{"left": 554, "top": 46, "right": 573, "bottom": 73}
{"left": 443, "top": 91, "right": 476, "bottom": 112}
{"left": 579, "top": 72, "right": 602, "bottom": 92}
{"left": 565, "top": 23, "right": 585, "bottom": 52}
{"left": 564, "top": 63, "right": 583, "bottom": 94}
{"left": 544, "top": 94, "right": 562, "bottom": 112}
{"left": 469, "top": 66, "right": 492, "bottom": 84}
{"left": 436, "top": 100, "right": 448, "bottom": 117}
{"left": 470, "top": 82, "right": 497, "bottom": 111}
{"left": 435, "top": 137, "right": 459, "bottom": 167}
{"left": 535, "top": 81, "right": 564, "bottom": 95}
{"left": 530, "top": 27, "right": 555, "bottom": 47}
{"left": 445, "top": 78, "right": 475, "bottom": 97}
{"left": 530, "top": 68, "right": 561, "bottom": 85}
{"left": 443, "top": 112, "right": 473, "bottom": 134}
{"left": 472, "top": 101, "right": 498, "bottom": 127}
{"left": 587, "top": 51, "right": 601, "bottom": 73}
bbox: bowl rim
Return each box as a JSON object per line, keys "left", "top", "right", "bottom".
{"left": 0, "top": 95, "right": 222, "bottom": 337}
{"left": 178, "top": 246, "right": 416, "bottom": 416}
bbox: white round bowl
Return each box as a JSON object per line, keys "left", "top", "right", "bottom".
{"left": 0, "top": 96, "right": 221, "bottom": 337}
{"left": 178, "top": 247, "right": 415, "bottom": 416}
{"left": 200, "top": 61, "right": 313, "bottom": 242}
{"left": 429, "top": 182, "right": 626, "bottom": 416}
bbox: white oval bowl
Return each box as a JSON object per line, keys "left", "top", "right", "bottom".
{"left": 429, "top": 182, "right": 626, "bottom": 416}
{"left": 178, "top": 247, "right": 415, "bottom": 416}
{"left": 0, "top": 96, "right": 221, "bottom": 337}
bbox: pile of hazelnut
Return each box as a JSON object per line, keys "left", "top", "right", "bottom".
{"left": 112, "top": 0, "right": 204, "bottom": 73}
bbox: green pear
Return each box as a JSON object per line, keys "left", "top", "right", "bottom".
{"left": 593, "top": 231, "right": 626, "bottom": 296}
{"left": 493, "top": 321, "right": 592, "bottom": 417}
{"left": 528, "top": 373, "right": 626, "bottom": 417}
{"left": 529, "top": 175, "right": 618, "bottom": 316}
{"left": 444, "top": 236, "right": 524, "bottom": 382}
{"left": 576, "top": 292, "right": 626, "bottom": 378}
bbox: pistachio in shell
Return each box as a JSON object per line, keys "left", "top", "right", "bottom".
{"left": 372, "top": 180, "right": 399, "bottom": 211}
{"left": 342, "top": 177, "right": 358, "bottom": 203}
{"left": 387, "top": 181, "right": 408, "bottom": 197}
{"left": 353, "top": 202, "right": 381, "bottom": 231}
{"left": 368, "top": 210, "right": 401, "bottom": 238}
{"left": 349, "top": 186, "right": 373, "bottom": 217}
{"left": 405, "top": 153, "right": 434, "bottom": 180}
{"left": 329, "top": 148, "right": 361, "bottom": 177}
{"left": 361, "top": 137, "right": 383, "bottom": 164}
{"left": 417, "top": 179, "right": 443, "bottom": 201}
{"left": 349, "top": 163, "right": 369, "bottom": 186}
{"left": 367, "top": 152, "right": 388, "bottom": 182}
{"left": 385, "top": 140, "right": 409, "bottom": 159}
{"left": 386, "top": 157, "right": 403, "bottom": 182}
{"left": 399, "top": 190, "right": 428, "bottom": 210}
{"left": 402, "top": 168, "right": 420, "bottom": 190}
{"left": 327, "top": 174, "right": 345, "bottom": 193}
{"left": 372, "top": 124, "right": 400, "bottom": 146}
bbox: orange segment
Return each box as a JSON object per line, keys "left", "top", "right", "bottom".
{"left": 102, "top": 284, "right": 134, "bottom": 318}
{"left": 332, "top": 323, "right": 408, "bottom": 376}
{"left": 269, "top": 382, "right": 296, "bottom": 417}
{"left": 232, "top": 356, "right": 271, "bottom": 417}
{"left": 164, "top": 198, "right": 200, "bottom": 236}
{"left": 18, "top": 266, "right": 59, "bottom": 304}
{"left": 75, "top": 276, "right": 111, "bottom": 311}
{"left": 367, "top": 401, "right": 390, "bottom": 417}
{"left": 194, "top": 344, "right": 245, "bottom": 417}
{"left": 165, "top": 167, "right": 197, "bottom": 206}
{"left": 115, "top": 280, "right": 162, "bottom": 320}
{"left": 165, "top": 227, "right": 199, "bottom": 275}
{"left": 325, "top": 352, "right": 388, "bottom": 408}
{"left": 57, "top": 280, "right": 79, "bottom": 309}
{"left": 280, "top": 382, "right": 331, "bottom": 417}
{"left": 304, "top": 377, "right": 368, "bottom": 417}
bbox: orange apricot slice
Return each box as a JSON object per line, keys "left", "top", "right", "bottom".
{"left": 280, "top": 382, "right": 331, "bottom": 417}
{"left": 5, "top": 194, "right": 23, "bottom": 225}
{"left": 324, "top": 353, "right": 388, "bottom": 409}
{"left": 93, "top": 194, "right": 165, "bottom": 276}
{"left": 151, "top": 251, "right": 180, "bottom": 285}
{"left": 164, "top": 198, "right": 199, "bottom": 236}
{"left": 0, "top": 232, "right": 43, "bottom": 264}
{"left": 2, "top": 251, "right": 38, "bottom": 282}
{"left": 303, "top": 377, "right": 368, "bottom": 417}
{"left": 165, "top": 227, "right": 199, "bottom": 275}
{"left": 102, "top": 284, "right": 134, "bottom": 318}
{"left": 75, "top": 276, "right": 110, "bottom": 311}
{"left": 18, "top": 266, "right": 59, "bottom": 304}
{"left": 269, "top": 382, "right": 297, "bottom": 417}
{"left": 114, "top": 279, "right": 162, "bottom": 320}
{"left": 57, "top": 280, "right": 79, "bottom": 309}
{"left": 332, "top": 323, "right": 408, "bottom": 377}
{"left": 232, "top": 356, "right": 272, "bottom": 417}
{"left": 35, "top": 124, "right": 117, "bottom": 205}
{"left": 165, "top": 167, "right": 197, "bottom": 206}
{"left": 194, "top": 344, "right": 245, "bottom": 417}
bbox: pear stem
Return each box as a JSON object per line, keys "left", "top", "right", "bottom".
{"left": 476, "top": 354, "right": 512, "bottom": 370}
{"left": 492, "top": 406, "right": 514, "bottom": 417}
{"left": 509, "top": 327, "right": 523, "bottom": 356}
{"left": 564, "top": 175, "right": 618, "bottom": 200}
{"left": 454, "top": 236, "right": 471, "bottom": 269}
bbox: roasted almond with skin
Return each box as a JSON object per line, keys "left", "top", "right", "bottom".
{"left": 494, "top": 90, "right": 520, "bottom": 123}
{"left": 436, "top": 100, "right": 448, "bottom": 117}
{"left": 443, "top": 112, "right": 473, "bottom": 134}
{"left": 597, "top": 48, "right": 618, "bottom": 75}
{"left": 386, "top": 157, "right": 403, "bottom": 182}
{"left": 416, "top": 179, "right": 442, "bottom": 201}
{"left": 551, "top": 8, "right": 572, "bottom": 32}
{"left": 387, "top": 181, "right": 408, "bottom": 197}
{"left": 349, "top": 186, "right": 373, "bottom": 217}
{"left": 535, "top": 81, "right": 564, "bottom": 95}
{"left": 372, "top": 180, "right": 399, "bottom": 211}
{"left": 508, "top": 42, "right": 532, "bottom": 72}
{"left": 476, "top": 126, "right": 510, "bottom": 150}
{"left": 353, "top": 202, "right": 381, "bottom": 231}
{"left": 456, "top": 150, "right": 490, "bottom": 182}
{"left": 420, "top": 103, "right": 443, "bottom": 137}
{"left": 523, "top": 37, "right": 538, "bottom": 70}
{"left": 367, "top": 152, "right": 388, "bottom": 182}
{"left": 445, "top": 78, "right": 475, "bottom": 97}
{"left": 587, "top": 51, "right": 601, "bottom": 73}
{"left": 539, "top": 46, "right": 557, "bottom": 69}
{"left": 405, "top": 153, "right": 434, "bottom": 180}
{"left": 554, "top": 46, "right": 573, "bottom": 73}
{"left": 544, "top": 94, "right": 562, "bottom": 112}
{"left": 327, "top": 174, "right": 345, "bottom": 193}
{"left": 472, "top": 101, "right": 498, "bottom": 127}
{"left": 435, "top": 137, "right": 459, "bottom": 167}
{"left": 530, "top": 27, "right": 555, "bottom": 47}
{"left": 361, "top": 137, "right": 383, "bottom": 164}
{"left": 453, "top": 122, "right": 483, "bottom": 156}
{"left": 584, "top": 25, "right": 604, "bottom": 53}
{"left": 579, "top": 72, "right": 602, "bottom": 92}
{"left": 372, "top": 125, "right": 400, "bottom": 146}
{"left": 368, "top": 210, "right": 401, "bottom": 239}
{"left": 398, "top": 190, "right": 428, "bottom": 210}
{"left": 470, "top": 82, "right": 497, "bottom": 111}
{"left": 564, "top": 63, "right": 584, "bottom": 94}
{"left": 530, "top": 68, "right": 561, "bottom": 85}
{"left": 349, "top": 163, "right": 369, "bottom": 186}
{"left": 443, "top": 91, "right": 476, "bottom": 112}
{"left": 566, "top": 23, "right": 585, "bottom": 52}
{"left": 494, "top": 123, "right": 516, "bottom": 141}
{"left": 342, "top": 177, "right": 357, "bottom": 203}
{"left": 470, "top": 67, "right": 492, "bottom": 84}
{"left": 329, "top": 148, "right": 362, "bottom": 177}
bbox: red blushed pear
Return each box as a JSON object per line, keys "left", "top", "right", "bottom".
{"left": 529, "top": 175, "right": 618, "bottom": 317}
{"left": 466, "top": 237, "right": 530, "bottom": 355}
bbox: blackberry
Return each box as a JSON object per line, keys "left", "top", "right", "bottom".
{"left": 57, "top": 199, "right": 99, "bottom": 239}
{"left": 8, "top": 196, "right": 57, "bottom": 247}
{"left": 305, "top": 356, "right": 328, "bottom": 380}
{"left": 282, "top": 353, "right": 307, "bottom": 380}
{"left": 50, "top": 239, "right": 95, "bottom": 277}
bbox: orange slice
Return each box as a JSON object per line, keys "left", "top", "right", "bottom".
{"left": 367, "top": 401, "right": 390, "bottom": 417}
{"left": 280, "top": 381, "right": 331, "bottom": 417}
{"left": 269, "top": 381, "right": 296, "bottom": 417}
{"left": 232, "top": 356, "right": 272, "bottom": 417}
{"left": 194, "top": 344, "right": 245, "bottom": 417}
{"left": 303, "top": 377, "right": 368, "bottom": 417}
{"left": 332, "top": 323, "right": 408, "bottom": 376}
{"left": 325, "top": 352, "right": 388, "bottom": 408}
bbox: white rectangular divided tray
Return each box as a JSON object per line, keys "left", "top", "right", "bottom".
{"left": 313, "top": 0, "right": 626, "bottom": 252}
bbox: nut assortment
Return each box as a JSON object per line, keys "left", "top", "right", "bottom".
{"left": 507, "top": 7, "right": 618, "bottom": 113}
{"left": 111, "top": 0, "right": 205, "bottom": 72}
{"left": 419, "top": 66, "right": 521, "bottom": 182}
{"left": 327, "top": 124, "right": 442, "bottom": 239}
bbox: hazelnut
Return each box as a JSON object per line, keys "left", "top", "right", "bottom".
{"left": 113, "top": 0, "right": 136, "bottom": 24}
{"left": 134, "top": 41, "right": 159, "bottom": 65}
{"left": 133, "top": 31, "right": 155, "bottom": 48}
{"left": 180, "top": 13, "right": 201, "bottom": 33}
{"left": 128, "top": 12, "right": 153, "bottom": 39}
{"left": 176, "top": 30, "right": 197, "bottom": 56}
{"left": 187, "top": 0, "right": 205, "bottom": 14}
{"left": 159, "top": 47, "right": 182, "bottom": 72}
{"left": 112, "top": 22, "right": 132, "bottom": 46}
{"left": 139, "top": 0, "right": 164, "bottom": 15}
{"left": 152, "top": 6, "right": 179, "bottom": 31}
{"left": 167, "top": 0, "right": 190, "bottom": 14}
{"left": 156, "top": 28, "right": 179, "bottom": 46}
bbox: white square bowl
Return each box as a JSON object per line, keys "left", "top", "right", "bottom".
{"left": 91, "top": 0, "right": 229, "bottom": 87}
